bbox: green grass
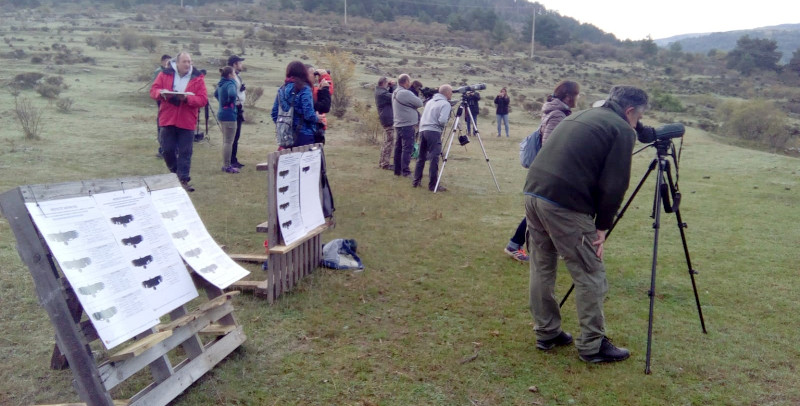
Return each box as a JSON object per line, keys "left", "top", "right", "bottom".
{"left": 1, "top": 5, "right": 800, "bottom": 406}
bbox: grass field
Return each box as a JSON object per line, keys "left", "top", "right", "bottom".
{"left": 1, "top": 5, "right": 800, "bottom": 406}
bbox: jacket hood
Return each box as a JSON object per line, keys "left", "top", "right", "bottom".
{"left": 217, "top": 77, "right": 236, "bottom": 87}
{"left": 164, "top": 61, "right": 204, "bottom": 78}
{"left": 542, "top": 98, "right": 571, "bottom": 116}
{"left": 430, "top": 93, "right": 448, "bottom": 103}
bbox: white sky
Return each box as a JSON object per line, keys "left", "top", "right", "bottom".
{"left": 534, "top": 0, "right": 800, "bottom": 40}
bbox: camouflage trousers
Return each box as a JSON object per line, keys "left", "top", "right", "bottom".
{"left": 379, "top": 125, "right": 394, "bottom": 169}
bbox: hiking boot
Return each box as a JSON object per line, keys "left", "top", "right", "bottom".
{"left": 431, "top": 185, "right": 446, "bottom": 192}
{"left": 232, "top": 162, "right": 244, "bottom": 169}
{"left": 222, "top": 165, "right": 240, "bottom": 174}
{"left": 504, "top": 247, "right": 529, "bottom": 262}
{"left": 579, "top": 337, "right": 630, "bottom": 363}
{"left": 536, "top": 331, "right": 573, "bottom": 351}
{"left": 412, "top": 180, "right": 421, "bottom": 188}
{"left": 180, "top": 180, "right": 195, "bottom": 192}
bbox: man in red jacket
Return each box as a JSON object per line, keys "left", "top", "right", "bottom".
{"left": 150, "top": 52, "right": 208, "bottom": 192}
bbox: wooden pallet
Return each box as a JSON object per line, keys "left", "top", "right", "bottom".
{"left": 1, "top": 174, "right": 246, "bottom": 406}
{"left": 227, "top": 144, "right": 329, "bottom": 302}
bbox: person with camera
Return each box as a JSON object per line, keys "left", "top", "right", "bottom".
{"left": 494, "top": 87, "right": 510, "bottom": 137}
{"left": 150, "top": 52, "right": 208, "bottom": 192}
{"left": 504, "top": 81, "right": 581, "bottom": 262}
{"left": 215, "top": 66, "right": 239, "bottom": 174}
{"left": 374, "top": 76, "right": 396, "bottom": 170}
{"left": 306, "top": 65, "right": 332, "bottom": 144}
{"left": 226, "top": 55, "right": 246, "bottom": 169}
{"left": 413, "top": 85, "right": 453, "bottom": 192}
{"left": 523, "top": 85, "right": 648, "bottom": 363}
{"left": 464, "top": 90, "right": 481, "bottom": 136}
{"left": 391, "top": 74, "right": 423, "bottom": 177}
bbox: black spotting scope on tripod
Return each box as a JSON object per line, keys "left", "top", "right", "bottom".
{"left": 434, "top": 83, "right": 500, "bottom": 193}
{"left": 558, "top": 123, "right": 707, "bottom": 374}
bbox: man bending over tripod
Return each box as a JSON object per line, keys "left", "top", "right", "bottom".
{"left": 413, "top": 85, "right": 452, "bottom": 191}
{"left": 523, "top": 85, "right": 648, "bottom": 363}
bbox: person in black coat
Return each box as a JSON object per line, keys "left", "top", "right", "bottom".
{"left": 465, "top": 91, "right": 481, "bottom": 136}
{"left": 374, "top": 76, "right": 396, "bottom": 170}
{"left": 494, "top": 87, "right": 510, "bottom": 137}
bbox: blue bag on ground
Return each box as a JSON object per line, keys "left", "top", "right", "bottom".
{"left": 321, "top": 239, "right": 364, "bottom": 270}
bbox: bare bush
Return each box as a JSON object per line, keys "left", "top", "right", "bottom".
{"left": 56, "top": 97, "right": 74, "bottom": 113}
{"left": 14, "top": 97, "right": 44, "bottom": 139}
{"left": 141, "top": 36, "right": 159, "bottom": 53}
{"left": 244, "top": 86, "right": 263, "bottom": 109}
{"left": 119, "top": 29, "right": 139, "bottom": 51}
{"left": 315, "top": 48, "right": 355, "bottom": 119}
{"left": 12, "top": 72, "right": 44, "bottom": 89}
{"left": 35, "top": 83, "right": 62, "bottom": 98}
{"left": 351, "top": 100, "right": 382, "bottom": 145}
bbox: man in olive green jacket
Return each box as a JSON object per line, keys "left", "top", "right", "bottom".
{"left": 523, "top": 85, "right": 649, "bottom": 363}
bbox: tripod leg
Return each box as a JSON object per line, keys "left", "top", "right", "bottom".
{"left": 464, "top": 106, "right": 501, "bottom": 192}
{"left": 434, "top": 116, "right": 460, "bottom": 193}
{"left": 664, "top": 164, "right": 707, "bottom": 334}
{"left": 644, "top": 160, "right": 670, "bottom": 375}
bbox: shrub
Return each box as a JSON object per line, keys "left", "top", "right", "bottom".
{"left": 717, "top": 99, "right": 788, "bottom": 149}
{"left": 35, "top": 83, "right": 62, "bottom": 98}
{"left": 14, "top": 97, "right": 44, "bottom": 139}
{"left": 650, "top": 88, "right": 685, "bottom": 112}
{"left": 141, "top": 36, "right": 159, "bottom": 53}
{"left": 119, "top": 29, "right": 139, "bottom": 51}
{"left": 351, "top": 100, "right": 382, "bottom": 145}
{"left": 244, "top": 86, "right": 263, "bottom": 109}
{"left": 12, "top": 72, "right": 44, "bottom": 89}
{"left": 56, "top": 97, "right": 74, "bottom": 113}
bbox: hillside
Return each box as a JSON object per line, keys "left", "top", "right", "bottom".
{"left": 655, "top": 23, "right": 800, "bottom": 63}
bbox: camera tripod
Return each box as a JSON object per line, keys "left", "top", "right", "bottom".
{"left": 558, "top": 138, "right": 706, "bottom": 374}
{"left": 433, "top": 96, "right": 500, "bottom": 193}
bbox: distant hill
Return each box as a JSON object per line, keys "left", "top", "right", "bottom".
{"left": 654, "top": 24, "right": 800, "bottom": 64}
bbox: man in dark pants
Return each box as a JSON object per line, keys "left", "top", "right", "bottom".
{"left": 154, "top": 54, "right": 171, "bottom": 158}
{"left": 227, "top": 55, "right": 246, "bottom": 168}
{"left": 413, "top": 85, "right": 452, "bottom": 191}
{"left": 523, "top": 85, "right": 649, "bottom": 363}
{"left": 150, "top": 52, "right": 208, "bottom": 192}
{"left": 464, "top": 90, "right": 481, "bottom": 136}
{"left": 391, "top": 74, "right": 423, "bottom": 177}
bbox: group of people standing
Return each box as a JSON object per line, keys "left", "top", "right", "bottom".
{"left": 150, "top": 54, "right": 332, "bottom": 192}
{"left": 151, "top": 53, "right": 247, "bottom": 191}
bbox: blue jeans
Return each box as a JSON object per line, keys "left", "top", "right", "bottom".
{"left": 497, "top": 114, "right": 509, "bottom": 137}
{"left": 160, "top": 126, "right": 194, "bottom": 182}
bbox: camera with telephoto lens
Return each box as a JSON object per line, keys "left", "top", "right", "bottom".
{"left": 637, "top": 123, "right": 685, "bottom": 144}
{"left": 454, "top": 83, "right": 486, "bottom": 94}
{"left": 419, "top": 86, "right": 438, "bottom": 102}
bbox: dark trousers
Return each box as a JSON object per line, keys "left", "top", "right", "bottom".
{"left": 231, "top": 107, "right": 244, "bottom": 164}
{"left": 509, "top": 217, "right": 526, "bottom": 249}
{"left": 413, "top": 130, "right": 443, "bottom": 190}
{"left": 160, "top": 126, "right": 194, "bottom": 182}
{"left": 394, "top": 125, "right": 415, "bottom": 176}
{"left": 466, "top": 109, "right": 478, "bottom": 135}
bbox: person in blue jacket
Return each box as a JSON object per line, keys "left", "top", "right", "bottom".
{"left": 271, "top": 61, "right": 322, "bottom": 148}
{"left": 215, "top": 66, "right": 239, "bottom": 173}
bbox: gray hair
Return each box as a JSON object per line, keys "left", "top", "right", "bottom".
{"left": 378, "top": 76, "right": 388, "bottom": 87}
{"left": 397, "top": 74, "right": 410, "bottom": 86}
{"left": 607, "top": 85, "right": 649, "bottom": 112}
{"left": 175, "top": 51, "right": 191, "bottom": 63}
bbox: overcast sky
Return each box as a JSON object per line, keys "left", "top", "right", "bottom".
{"left": 534, "top": 0, "right": 800, "bottom": 40}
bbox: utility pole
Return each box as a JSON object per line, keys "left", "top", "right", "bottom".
{"left": 344, "top": 0, "right": 348, "bottom": 25}
{"left": 530, "top": 6, "right": 535, "bottom": 59}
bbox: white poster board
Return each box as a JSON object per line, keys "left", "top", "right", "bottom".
{"left": 275, "top": 150, "right": 325, "bottom": 246}
{"left": 149, "top": 186, "right": 251, "bottom": 289}
{"left": 25, "top": 185, "right": 250, "bottom": 349}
